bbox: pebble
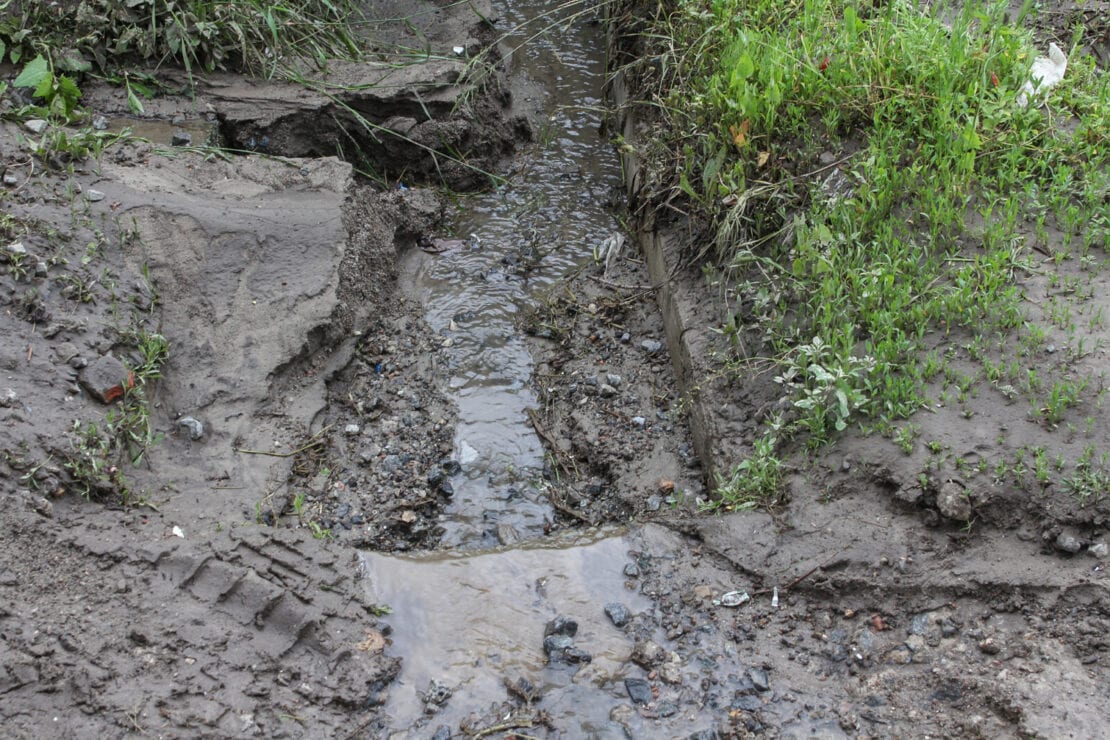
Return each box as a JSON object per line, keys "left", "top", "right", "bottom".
{"left": 604, "top": 603, "right": 630, "bottom": 628}
{"left": 640, "top": 339, "right": 662, "bottom": 354}
{"left": 748, "top": 667, "right": 770, "bottom": 692}
{"left": 78, "top": 354, "right": 131, "bottom": 403}
{"left": 438, "top": 480, "right": 454, "bottom": 498}
{"left": 92, "top": 115, "right": 108, "bottom": 130}
{"left": 909, "top": 614, "right": 930, "bottom": 636}
{"left": 978, "top": 637, "right": 1002, "bottom": 655}
{"left": 599, "top": 383, "right": 618, "bottom": 397}
{"left": 1089, "top": 541, "right": 1108, "bottom": 558}
{"left": 1055, "top": 530, "right": 1083, "bottom": 554}
{"left": 172, "top": 130, "right": 192, "bottom": 146}
{"left": 2, "top": 172, "right": 17, "bottom": 186}
{"left": 177, "top": 416, "right": 204, "bottom": 440}
{"left": 623, "top": 562, "right": 641, "bottom": 577}
{"left": 86, "top": 189, "right": 105, "bottom": 202}
{"left": 936, "top": 480, "right": 971, "bottom": 521}
{"left": 631, "top": 416, "right": 646, "bottom": 428}
{"left": 606, "top": 373, "right": 622, "bottom": 387}
{"left": 620, "top": 332, "right": 630, "bottom": 343}
{"left": 544, "top": 615, "right": 578, "bottom": 638}
{"left": 0, "top": 388, "right": 17, "bottom": 407}
{"left": 624, "top": 677, "right": 652, "bottom": 705}
{"left": 24, "top": 119, "right": 48, "bottom": 134}
{"left": 336, "top": 503, "right": 351, "bottom": 519}
{"left": 656, "top": 700, "right": 678, "bottom": 717}
{"left": 6, "top": 241, "right": 27, "bottom": 257}
{"left": 631, "top": 639, "right": 666, "bottom": 668}
{"left": 344, "top": 423, "right": 361, "bottom": 435}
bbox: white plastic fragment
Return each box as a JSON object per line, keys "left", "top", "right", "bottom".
{"left": 715, "top": 591, "right": 751, "bottom": 608}
{"left": 172, "top": 526, "right": 185, "bottom": 538}
{"left": 772, "top": 586, "right": 779, "bottom": 609}
{"left": 1017, "top": 43, "right": 1067, "bottom": 108}
{"left": 452, "top": 45, "right": 465, "bottom": 56}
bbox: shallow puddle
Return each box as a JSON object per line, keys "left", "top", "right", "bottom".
{"left": 362, "top": 528, "right": 654, "bottom": 734}
{"left": 105, "top": 116, "right": 215, "bottom": 147}
{"left": 399, "top": 0, "right": 622, "bottom": 548}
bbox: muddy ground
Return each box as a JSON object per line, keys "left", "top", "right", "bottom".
{"left": 1, "top": 0, "right": 1108, "bottom": 738}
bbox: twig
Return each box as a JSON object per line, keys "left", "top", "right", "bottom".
{"left": 234, "top": 427, "right": 331, "bottom": 458}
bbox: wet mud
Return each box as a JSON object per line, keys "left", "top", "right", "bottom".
{"left": 1, "top": 0, "right": 1108, "bottom": 737}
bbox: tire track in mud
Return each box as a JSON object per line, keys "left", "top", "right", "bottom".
{"left": 0, "top": 510, "right": 396, "bottom": 737}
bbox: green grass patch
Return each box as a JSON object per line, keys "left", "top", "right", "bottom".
{"left": 0, "top": 0, "right": 364, "bottom": 79}
{"left": 636, "top": 0, "right": 1109, "bottom": 508}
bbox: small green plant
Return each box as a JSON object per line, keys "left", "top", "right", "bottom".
{"left": 714, "top": 434, "right": 782, "bottom": 509}
{"left": 892, "top": 424, "right": 919, "bottom": 455}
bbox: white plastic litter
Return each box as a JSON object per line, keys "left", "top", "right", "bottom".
{"left": 172, "top": 526, "right": 185, "bottom": 538}
{"left": 1017, "top": 43, "right": 1067, "bottom": 108}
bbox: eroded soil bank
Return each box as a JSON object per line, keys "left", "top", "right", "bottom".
{"left": 1, "top": 0, "right": 1108, "bottom": 738}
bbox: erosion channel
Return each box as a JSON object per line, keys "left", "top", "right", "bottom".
{"left": 2, "top": 0, "right": 1109, "bottom": 737}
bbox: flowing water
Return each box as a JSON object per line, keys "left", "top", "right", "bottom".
{"left": 398, "top": 0, "right": 621, "bottom": 549}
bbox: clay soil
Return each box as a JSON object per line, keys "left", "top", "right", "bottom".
{"left": 0, "top": 0, "right": 1107, "bottom": 738}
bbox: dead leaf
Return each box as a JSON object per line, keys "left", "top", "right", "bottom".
{"left": 756, "top": 150, "right": 770, "bottom": 168}
{"left": 729, "top": 119, "right": 750, "bottom": 149}
{"left": 658, "top": 478, "right": 675, "bottom": 493}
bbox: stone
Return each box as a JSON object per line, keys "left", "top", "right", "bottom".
{"left": 438, "top": 480, "right": 454, "bottom": 498}
{"left": 640, "top": 339, "right": 662, "bottom": 354}
{"left": 78, "top": 354, "right": 132, "bottom": 403}
{"left": 623, "top": 562, "right": 641, "bottom": 577}
{"left": 344, "top": 423, "right": 361, "bottom": 435}
{"left": 542, "top": 634, "right": 573, "bottom": 656}
{"left": 604, "top": 603, "right": 630, "bottom": 628}
{"left": 5, "top": 241, "right": 27, "bottom": 258}
{"left": 544, "top": 615, "right": 578, "bottom": 638}
{"left": 936, "top": 480, "right": 971, "bottom": 521}
{"left": 909, "top": 613, "right": 930, "bottom": 636}
{"left": 86, "top": 189, "right": 105, "bottom": 202}
{"left": 631, "top": 416, "right": 646, "bottom": 428}
{"left": 0, "top": 388, "right": 17, "bottom": 407}
{"left": 24, "top": 119, "right": 48, "bottom": 134}
{"left": 624, "top": 677, "right": 652, "bottom": 705}
{"left": 177, "top": 416, "right": 204, "bottom": 440}
{"left": 1089, "top": 541, "right": 1108, "bottom": 558}
{"left": 631, "top": 639, "right": 666, "bottom": 668}
{"left": 599, "top": 383, "right": 618, "bottom": 397}
{"left": 2, "top": 172, "right": 17, "bottom": 186}
{"left": 172, "top": 130, "right": 193, "bottom": 146}
{"left": 1055, "top": 529, "right": 1083, "bottom": 554}
{"left": 496, "top": 523, "right": 521, "bottom": 546}
{"left": 92, "top": 115, "right": 108, "bottom": 130}
{"left": 605, "top": 373, "right": 622, "bottom": 387}
{"left": 748, "top": 667, "right": 770, "bottom": 692}
{"left": 978, "top": 637, "right": 1002, "bottom": 655}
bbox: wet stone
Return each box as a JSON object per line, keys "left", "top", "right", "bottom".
{"left": 631, "top": 639, "right": 666, "bottom": 668}
{"left": 438, "top": 480, "right": 455, "bottom": 498}
{"left": 625, "top": 677, "right": 652, "bottom": 705}
{"left": 545, "top": 615, "right": 578, "bottom": 638}
{"left": 431, "top": 727, "right": 451, "bottom": 740}
{"left": 543, "top": 635, "right": 574, "bottom": 655}
{"left": 442, "top": 459, "right": 462, "bottom": 476}
{"left": 171, "top": 130, "right": 192, "bottom": 146}
{"left": 909, "top": 613, "right": 930, "bottom": 636}
{"left": 748, "top": 667, "right": 770, "bottom": 692}
{"left": 605, "top": 603, "right": 630, "bottom": 628}
{"left": 657, "top": 700, "right": 678, "bottom": 717}
{"left": 623, "top": 562, "right": 641, "bottom": 578}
